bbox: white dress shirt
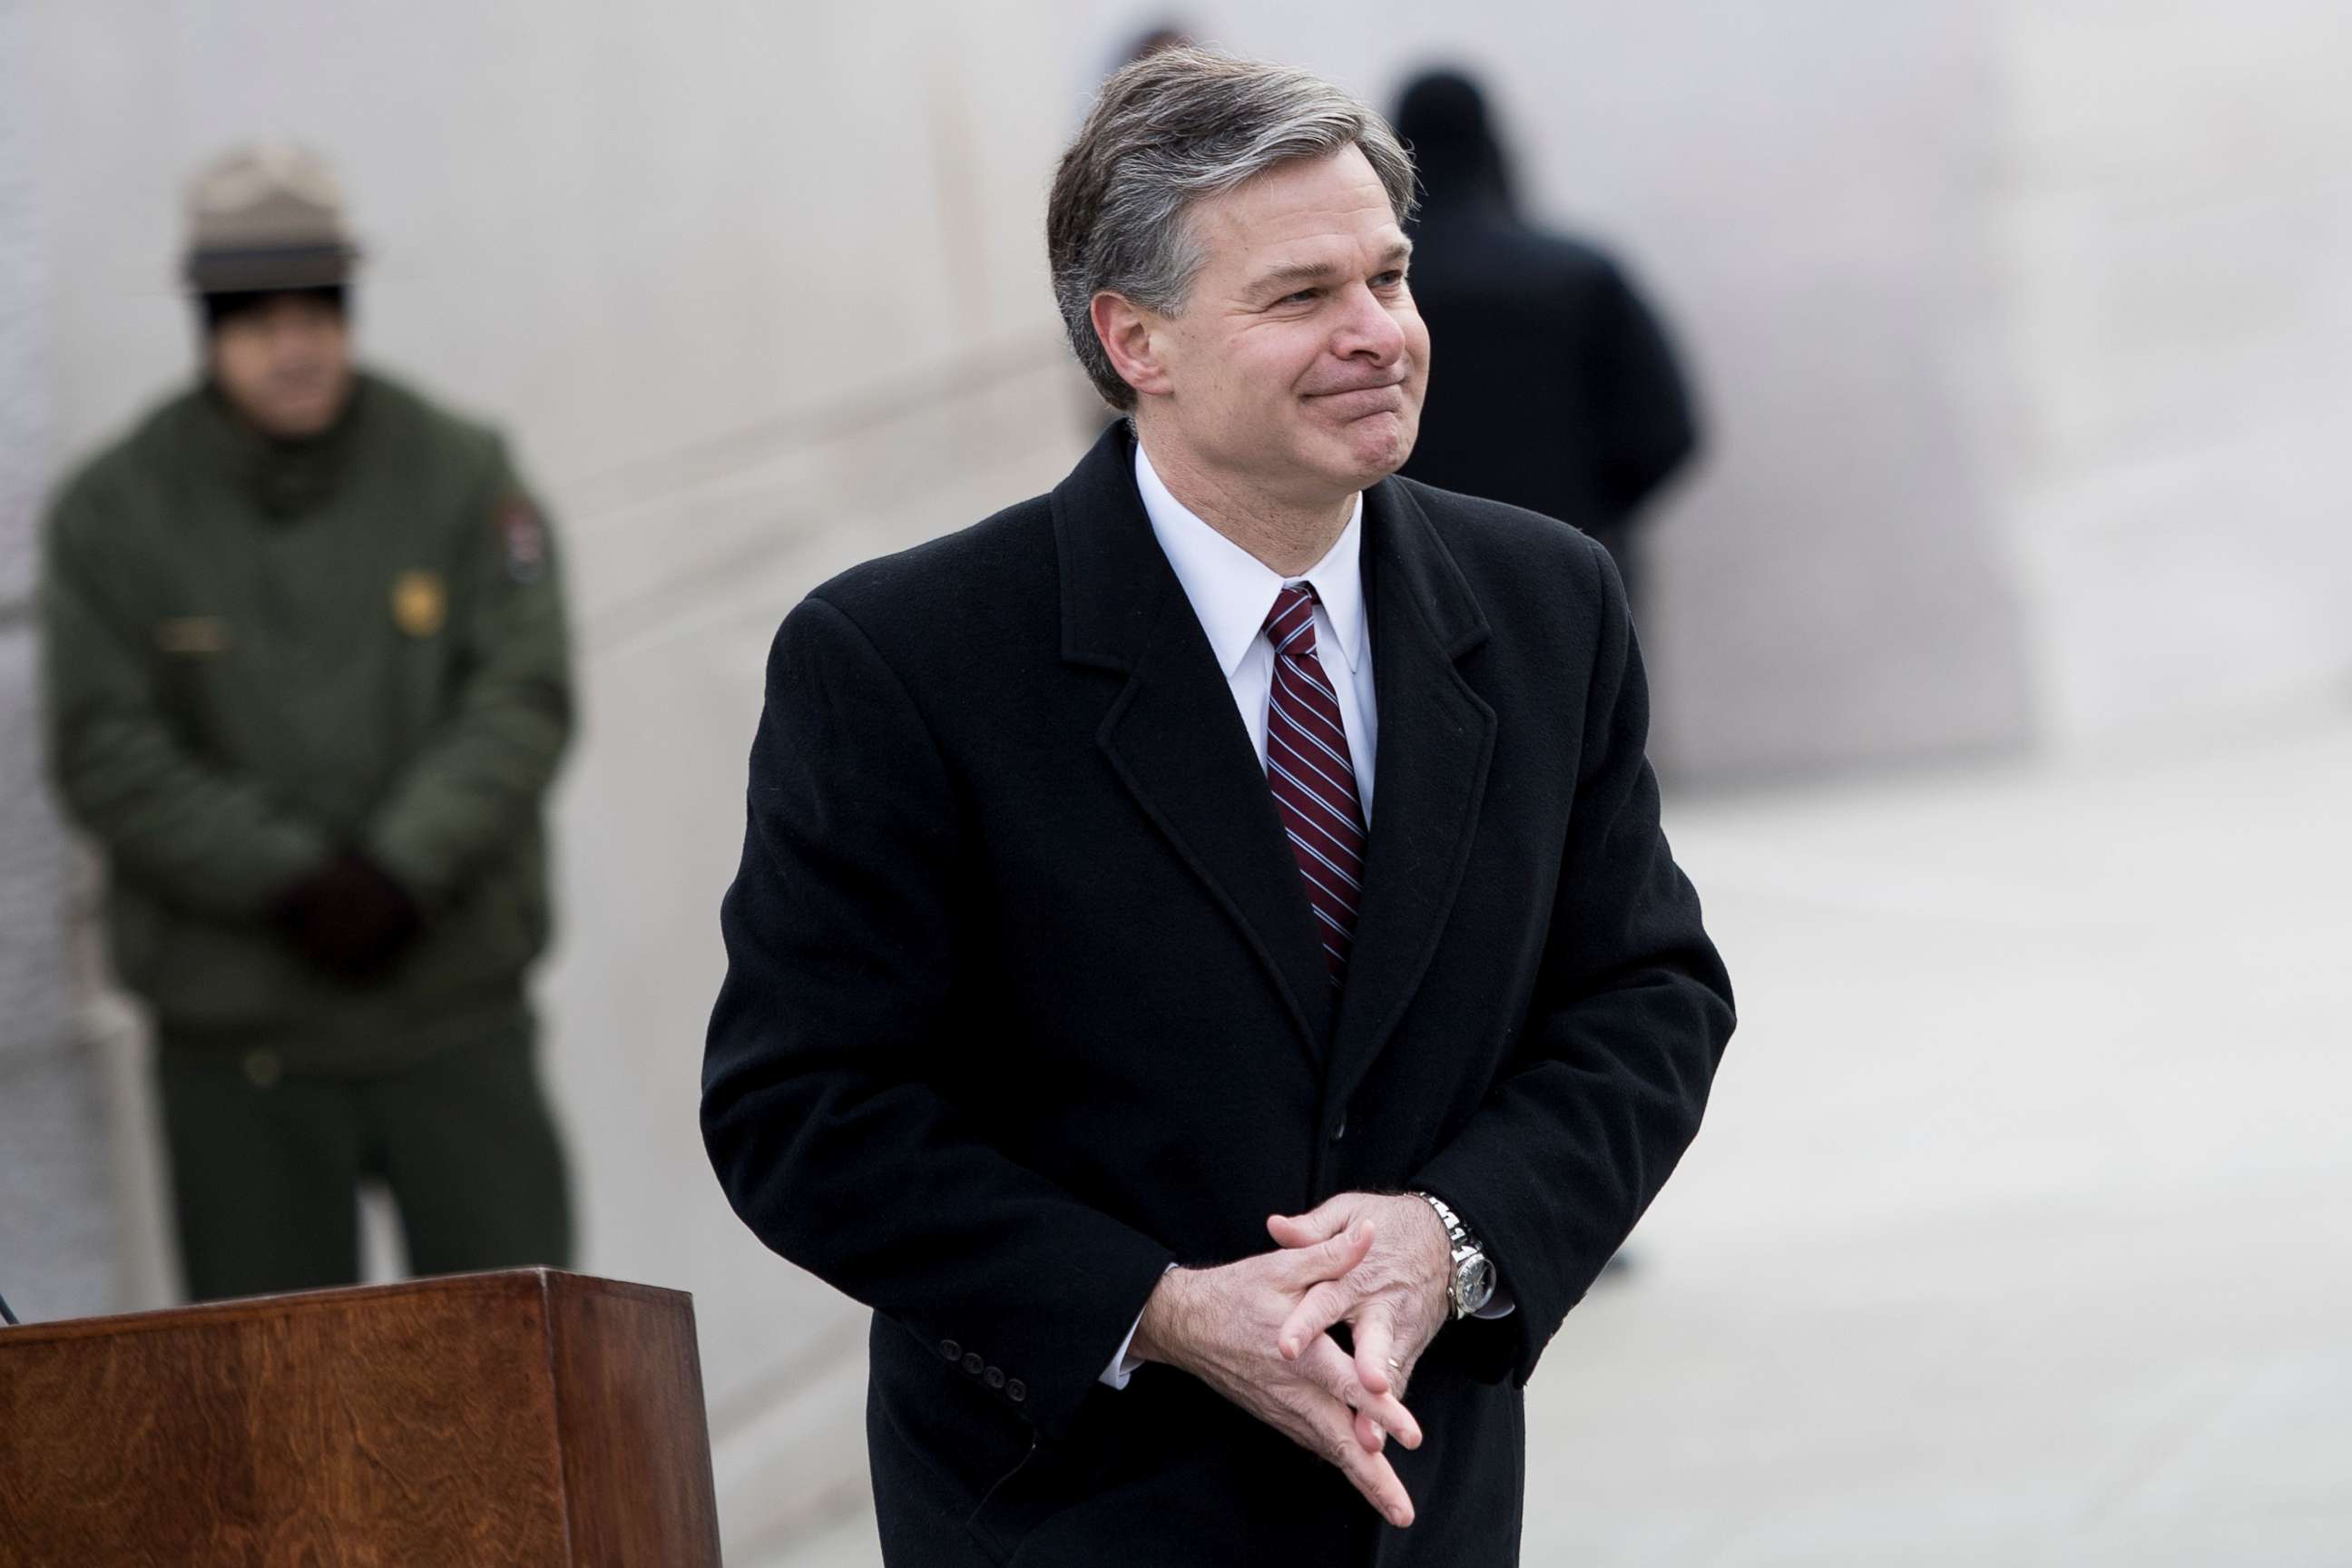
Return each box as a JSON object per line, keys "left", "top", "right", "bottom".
{"left": 1133, "top": 442, "right": 1379, "bottom": 820}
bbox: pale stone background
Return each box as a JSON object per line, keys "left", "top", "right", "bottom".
{"left": 2, "top": 1, "right": 2346, "bottom": 1561}
{"left": 3, "top": 0, "right": 119, "bottom": 1329}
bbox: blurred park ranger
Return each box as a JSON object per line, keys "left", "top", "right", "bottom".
{"left": 40, "top": 145, "right": 574, "bottom": 1301}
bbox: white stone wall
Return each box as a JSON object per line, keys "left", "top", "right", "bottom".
{"left": 1994, "top": 0, "right": 2352, "bottom": 748}
{"left": 0, "top": 0, "right": 116, "bottom": 1327}
{"left": 10, "top": 1, "right": 2349, "bottom": 1555}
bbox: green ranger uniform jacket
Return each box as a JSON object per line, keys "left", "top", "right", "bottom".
{"left": 42, "top": 372, "right": 573, "bottom": 1072}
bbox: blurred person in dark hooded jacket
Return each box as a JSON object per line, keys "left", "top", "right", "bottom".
{"left": 1394, "top": 69, "right": 1699, "bottom": 612}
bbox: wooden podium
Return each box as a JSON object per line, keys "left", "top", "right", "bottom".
{"left": 0, "top": 1269, "right": 722, "bottom": 1566}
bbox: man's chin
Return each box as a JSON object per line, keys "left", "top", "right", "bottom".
{"left": 1327, "top": 410, "right": 1416, "bottom": 483}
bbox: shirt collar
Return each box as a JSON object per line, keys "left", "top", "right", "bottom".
{"left": 1133, "top": 440, "right": 1367, "bottom": 679}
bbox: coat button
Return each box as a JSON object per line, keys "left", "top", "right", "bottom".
{"left": 941, "top": 1339, "right": 961, "bottom": 1362}
{"left": 985, "top": 1367, "right": 1005, "bottom": 1389}
{"left": 1329, "top": 1115, "right": 1346, "bottom": 1143}
{"left": 244, "top": 1050, "right": 283, "bottom": 1089}
{"left": 963, "top": 1353, "right": 985, "bottom": 1376}
{"left": 1006, "top": 1379, "right": 1026, "bottom": 1403}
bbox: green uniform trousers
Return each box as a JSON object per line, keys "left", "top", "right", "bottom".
{"left": 154, "top": 1022, "right": 573, "bottom": 1302}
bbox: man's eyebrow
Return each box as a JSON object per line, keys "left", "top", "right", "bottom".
{"left": 1249, "top": 240, "right": 1415, "bottom": 295}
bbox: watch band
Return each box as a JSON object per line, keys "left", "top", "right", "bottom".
{"left": 1411, "top": 1191, "right": 1490, "bottom": 1318}
{"left": 1417, "top": 1191, "right": 1470, "bottom": 1248}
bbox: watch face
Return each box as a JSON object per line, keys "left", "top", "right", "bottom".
{"left": 1457, "top": 1255, "right": 1496, "bottom": 1314}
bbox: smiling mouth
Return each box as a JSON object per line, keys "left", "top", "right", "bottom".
{"left": 1308, "top": 383, "right": 1409, "bottom": 418}
{"left": 1308, "top": 380, "right": 1406, "bottom": 399}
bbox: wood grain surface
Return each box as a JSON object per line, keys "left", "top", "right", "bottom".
{"left": 546, "top": 1278, "right": 725, "bottom": 1566}
{"left": 0, "top": 1269, "right": 721, "bottom": 1567}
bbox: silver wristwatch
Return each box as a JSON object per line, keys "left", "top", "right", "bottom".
{"left": 1412, "top": 1192, "right": 1496, "bottom": 1319}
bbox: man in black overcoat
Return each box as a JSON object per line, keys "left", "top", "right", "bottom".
{"left": 703, "top": 46, "right": 1735, "bottom": 1566}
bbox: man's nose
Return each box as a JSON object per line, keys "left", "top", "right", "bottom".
{"left": 1331, "top": 284, "right": 1406, "bottom": 365}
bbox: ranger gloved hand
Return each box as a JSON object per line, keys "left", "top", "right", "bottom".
{"left": 275, "top": 852, "right": 425, "bottom": 983}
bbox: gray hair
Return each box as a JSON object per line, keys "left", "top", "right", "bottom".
{"left": 1047, "top": 48, "right": 1418, "bottom": 411}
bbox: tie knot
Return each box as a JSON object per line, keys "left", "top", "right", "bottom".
{"left": 1264, "top": 582, "right": 1318, "bottom": 650}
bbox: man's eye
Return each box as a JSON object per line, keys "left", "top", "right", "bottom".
{"left": 1373, "top": 271, "right": 1406, "bottom": 289}
{"left": 1281, "top": 289, "right": 1318, "bottom": 305}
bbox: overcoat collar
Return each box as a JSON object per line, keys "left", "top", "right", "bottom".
{"left": 1053, "top": 422, "right": 1494, "bottom": 1094}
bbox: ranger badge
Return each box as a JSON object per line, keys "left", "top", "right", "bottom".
{"left": 392, "top": 570, "right": 448, "bottom": 638}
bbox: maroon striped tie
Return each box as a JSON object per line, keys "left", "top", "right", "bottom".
{"left": 1261, "top": 583, "right": 1366, "bottom": 983}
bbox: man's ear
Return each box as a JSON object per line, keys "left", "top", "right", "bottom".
{"left": 1090, "top": 292, "right": 1174, "bottom": 400}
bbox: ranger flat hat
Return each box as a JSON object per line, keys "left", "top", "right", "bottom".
{"left": 181, "top": 143, "right": 362, "bottom": 294}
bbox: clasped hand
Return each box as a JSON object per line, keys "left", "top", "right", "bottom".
{"left": 1131, "top": 1191, "right": 1453, "bottom": 1529}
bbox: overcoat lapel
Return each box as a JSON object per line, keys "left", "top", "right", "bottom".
{"left": 1055, "top": 426, "right": 1337, "bottom": 1057}
{"left": 1325, "top": 476, "right": 1495, "bottom": 1109}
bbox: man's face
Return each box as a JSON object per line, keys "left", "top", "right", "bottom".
{"left": 1147, "top": 145, "right": 1428, "bottom": 506}
{"left": 208, "top": 293, "right": 354, "bottom": 438}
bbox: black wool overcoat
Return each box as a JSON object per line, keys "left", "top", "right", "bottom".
{"left": 703, "top": 422, "right": 1735, "bottom": 1566}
